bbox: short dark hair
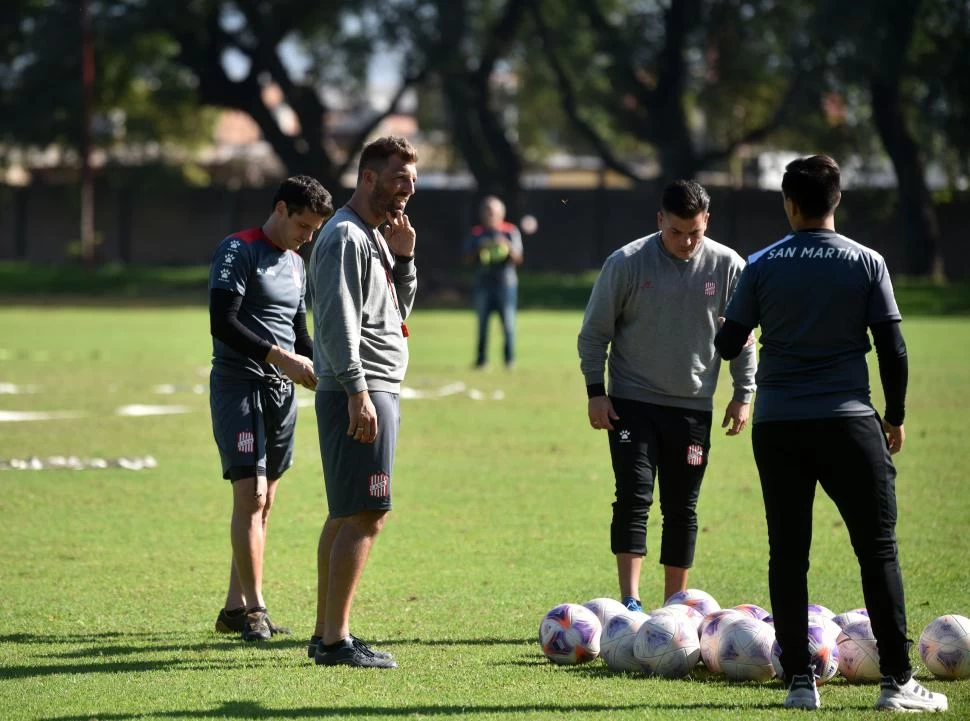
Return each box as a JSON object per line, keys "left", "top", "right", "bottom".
{"left": 357, "top": 136, "right": 419, "bottom": 181}
{"left": 272, "top": 175, "right": 333, "bottom": 218}
{"left": 661, "top": 180, "right": 710, "bottom": 218}
{"left": 782, "top": 155, "right": 841, "bottom": 219}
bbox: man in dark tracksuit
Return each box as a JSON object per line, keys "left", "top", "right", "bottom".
{"left": 579, "top": 180, "right": 757, "bottom": 612}
{"left": 209, "top": 176, "right": 332, "bottom": 642}
{"left": 716, "top": 155, "right": 947, "bottom": 712}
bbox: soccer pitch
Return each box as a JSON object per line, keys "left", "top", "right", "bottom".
{"left": 1, "top": 307, "right": 968, "bottom": 720}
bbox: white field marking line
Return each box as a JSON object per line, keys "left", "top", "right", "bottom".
{"left": 0, "top": 410, "right": 86, "bottom": 422}
{"left": 115, "top": 404, "right": 192, "bottom": 417}
{"left": 153, "top": 384, "right": 207, "bottom": 394}
{"left": 0, "top": 383, "right": 41, "bottom": 394}
{"left": 0, "top": 455, "right": 158, "bottom": 471}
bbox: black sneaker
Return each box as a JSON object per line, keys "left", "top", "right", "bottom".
{"left": 241, "top": 607, "right": 272, "bottom": 642}
{"left": 308, "top": 635, "right": 394, "bottom": 660}
{"left": 314, "top": 637, "right": 397, "bottom": 668}
{"left": 215, "top": 607, "right": 247, "bottom": 634}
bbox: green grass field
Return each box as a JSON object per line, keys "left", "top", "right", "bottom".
{"left": 1, "top": 305, "right": 968, "bottom": 720}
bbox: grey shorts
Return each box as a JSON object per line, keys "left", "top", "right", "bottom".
{"left": 210, "top": 371, "right": 297, "bottom": 481}
{"left": 316, "top": 390, "right": 399, "bottom": 518}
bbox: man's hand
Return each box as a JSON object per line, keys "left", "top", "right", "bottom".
{"left": 267, "top": 346, "right": 317, "bottom": 390}
{"left": 882, "top": 419, "right": 905, "bottom": 454}
{"left": 348, "top": 390, "right": 379, "bottom": 444}
{"left": 384, "top": 210, "right": 416, "bottom": 258}
{"left": 588, "top": 396, "right": 619, "bottom": 431}
{"left": 721, "top": 400, "right": 750, "bottom": 436}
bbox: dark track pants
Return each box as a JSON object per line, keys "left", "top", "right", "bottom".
{"left": 753, "top": 415, "right": 911, "bottom": 681}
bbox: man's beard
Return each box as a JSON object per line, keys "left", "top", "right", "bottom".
{"left": 370, "top": 184, "right": 397, "bottom": 219}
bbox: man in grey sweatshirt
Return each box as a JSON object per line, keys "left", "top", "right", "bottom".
{"left": 307, "top": 136, "right": 418, "bottom": 668}
{"left": 578, "top": 180, "right": 757, "bottom": 611}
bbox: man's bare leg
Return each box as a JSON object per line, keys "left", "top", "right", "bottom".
{"left": 230, "top": 476, "right": 268, "bottom": 610}
{"left": 314, "top": 515, "right": 345, "bottom": 638}
{"left": 664, "top": 564, "right": 689, "bottom": 604}
{"left": 617, "top": 552, "right": 643, "bottom": 604}
{"left": 321, "top": 510, "right": 387, "bottom": 645}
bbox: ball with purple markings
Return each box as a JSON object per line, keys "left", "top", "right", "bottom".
{"left": 919, "top": 614, "right": 970, "bottom": 679}
{"left": 664, "top": 588, "right": 721, "bottom": 619}
{"left": 771, "top": 617, "right": 840, "bottom": 685}
{"left": 539, "top": 603, "right": 602, "bottom": 665}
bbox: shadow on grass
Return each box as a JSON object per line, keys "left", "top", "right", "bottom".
{"left": 42, "top": 699, "right": 789, "bottom": 720}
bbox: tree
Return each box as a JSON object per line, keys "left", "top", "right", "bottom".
{"left": 526, "top": 0, "right": 817, "bottom": 183}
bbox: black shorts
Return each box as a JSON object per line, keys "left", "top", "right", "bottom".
{"left": 209, "top": 372, "right": 297, "bottom": 482}
{"left": 316, "top": 391, "right": 400, "bottom": 518}
{"left": 607, "top": 397, "right": 713, "bottom": 565}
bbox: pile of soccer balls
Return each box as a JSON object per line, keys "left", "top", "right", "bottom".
{"left": 538, "top": 589, "right": 970, "bottom": 682}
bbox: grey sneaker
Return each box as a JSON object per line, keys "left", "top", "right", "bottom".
{"left": 875, "top": 675, "right": 948, "bottom": 712}
{"left": 784, "top": 674, "right": 821, "bottom": 710}
{"left": 314, "top": 636, "right": 397, "bottom": 668}
{"left": 241, "top": 607, "right": 272, "bottom": 642}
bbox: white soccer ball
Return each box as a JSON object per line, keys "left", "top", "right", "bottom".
{"left": 539, "top": 603, "right": 602, "bottom": 665}
{"left": 772, "top": 617, "right": 840, "bottom": 685}
{"left": 832, "top": 610, "right": 870, "bottom": 630}
{"left": 919, "top": 614, "right": 970, "bottom": 679}
{"left": 600, "top": 611, "right": 650, "bottom": 672}
{"left": 733, "top": 603, "right": 771, "bottom": 622}
{"left": 665, "top": 588, "right": 721, "bottom": 618}
{"left": 652, "top": 603, "right": 705, "bottom": 636}
{"left": 583, "top": 597, "right": 629, "bottom": 629}
{"left": 633, "top": 613, "right": 700, "bottom": 678}
{"left": 807, "top": 603, "right": 836, "bottom": 619}
{"left": 717, "top": 617, "right": 776, "bottom": 681}
{"left": 699, "top": 609, "right": 748, "bottom": 673}
{"left": 837, "top": 617, "right": 881, "bottom": 683}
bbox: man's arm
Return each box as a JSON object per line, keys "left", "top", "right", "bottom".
{"left": 393, "top": 256, "right": 417, "bottom": 321}
{"left": 714, "top": 319, "right": 754, "bottom": 361}
{"left": 871, "top": 320, "right": 908, "bottom": 427}
{"left": 209, "top": 289, "right": 316, "bottom": 388}
{"left": 292, "top": 309, "right": 313, "bottom": 360}
{"left": 578, "top": 256, "right": 626, "bottom": 431}
{"left": 310, "top": 230, "right": 367, "bottom": 394}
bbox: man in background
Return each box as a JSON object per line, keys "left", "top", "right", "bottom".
{"left": 578, "top": 180, "right": 756, "bottom": 612}
{"left": 208, "top": 176, "right": 333, "bottom": 642}
{"left": 464, "top": 196, "right": 524, "bottom": 369}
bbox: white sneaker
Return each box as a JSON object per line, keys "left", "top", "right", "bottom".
{"left": 875, "top": 675, "right": 948, "bottom": 712}
{"left": 784, "top": 674, "right": 821, "bottom": 710}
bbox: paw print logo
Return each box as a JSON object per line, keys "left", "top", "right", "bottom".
{"left": 619, "top": 429, "right": 631, "bottom": 442}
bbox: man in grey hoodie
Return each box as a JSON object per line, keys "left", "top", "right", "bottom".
{"left": 307, "top": 136, "right": 418, "bottom": 668}
{"left": 578, "top": 180, "right": 756, "bottom": 611}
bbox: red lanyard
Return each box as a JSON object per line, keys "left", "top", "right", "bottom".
{"left": 347, "top": 207, "right": 409, "bottom": 338}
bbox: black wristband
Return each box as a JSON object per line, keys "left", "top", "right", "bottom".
{"left": 586, "top": 383, "right": 606, "bottom": 399}
{"left": 395, "top": 254, "right": 414, "bottom": 262}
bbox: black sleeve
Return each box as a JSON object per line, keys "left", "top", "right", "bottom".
{"left": 714, "top": 319, "right": 753, "bottom": 361}
{"left": 209, "top": 289, "right": 273, "bottom": 363}
{"left": 293, "top": 310, "right": 313, "bottom": 360}
{"left": 870, "top": 320, "right": 908, "bottom": 426}
{"left": 586, "top": 382, "right": 607, "bottom": 399}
